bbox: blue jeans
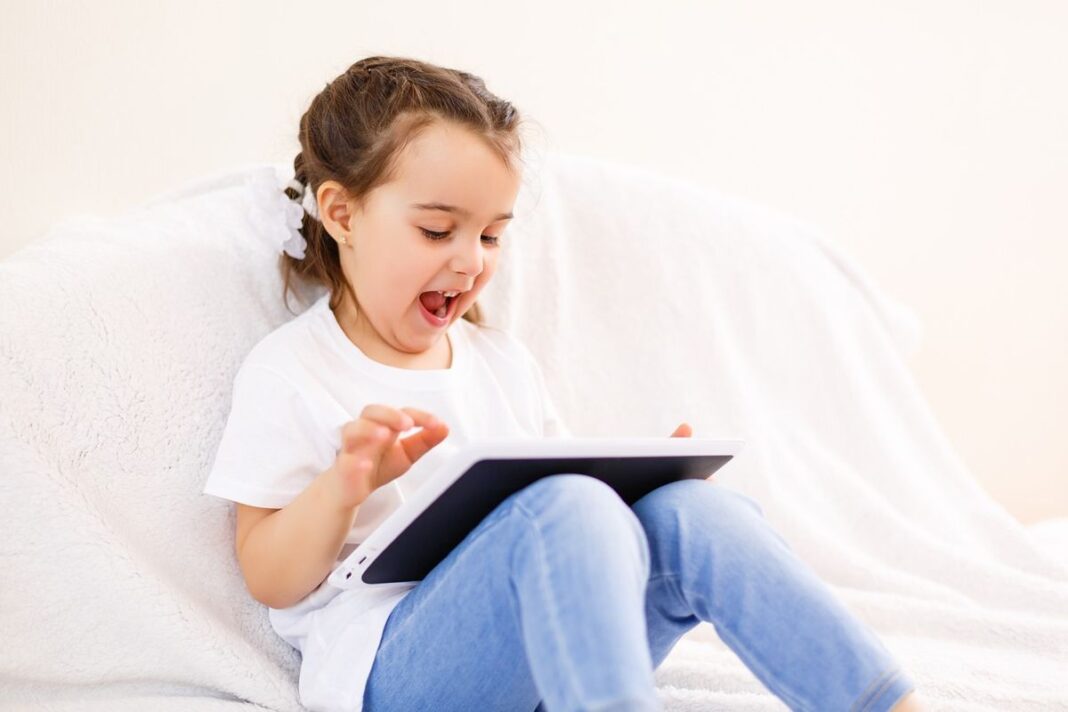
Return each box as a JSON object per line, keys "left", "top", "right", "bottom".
{"left": 363, "top": 475, "right": 916, "bottom": 711}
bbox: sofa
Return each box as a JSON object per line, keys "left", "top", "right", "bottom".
{"left": 1, "top": 150, "right": 1065, "bottom": 710}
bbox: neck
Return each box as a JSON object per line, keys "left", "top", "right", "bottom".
{"left": 332, "top": 299, "right": 453, "bottom": 370}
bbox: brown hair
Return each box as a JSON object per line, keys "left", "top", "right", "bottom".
{"left": 280, "top": 55, "right": 527, "bottom": 325}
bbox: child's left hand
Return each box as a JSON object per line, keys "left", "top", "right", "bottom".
{"left": 670, "top": 422, "right": 692, "bottom": 438}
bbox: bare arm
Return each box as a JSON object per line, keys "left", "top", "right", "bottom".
{"left": 233, "top": 404, "right": 450, "bottom": 609}
{"left": 235, "top": 466, "right": 359, "bottom": 609}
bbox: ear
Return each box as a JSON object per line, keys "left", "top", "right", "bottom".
{"left": 318, "top": 180, "right": 361, "bottom": 241}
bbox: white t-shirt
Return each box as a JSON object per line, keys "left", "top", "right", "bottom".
{"left": 202, "top": 292, "right": 569, "bottom": 704}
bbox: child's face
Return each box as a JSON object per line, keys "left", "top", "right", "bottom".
{"left": 318, "top": 121, "right": 521, "bottom": 363}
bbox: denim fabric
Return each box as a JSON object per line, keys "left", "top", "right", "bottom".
{"left": 363, "top": 475, "right": 915, "bottom": 712}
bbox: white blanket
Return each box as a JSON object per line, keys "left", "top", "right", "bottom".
{"left": 1, "top": 151, "right": 1065, "bottom": 711}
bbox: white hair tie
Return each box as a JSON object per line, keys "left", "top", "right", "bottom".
{"left": 246, "top": 168, "right": 314, "bottom": 260}
{"left": 285, "top": 178, "right": 321, "bottom": 221}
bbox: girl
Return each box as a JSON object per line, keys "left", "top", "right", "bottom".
{"left": 203, "top": 55, "right": 927, "bottom": 712}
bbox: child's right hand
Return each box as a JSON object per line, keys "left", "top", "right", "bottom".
{"left": 329, "top": 405, "right": 450, "bottom": 510}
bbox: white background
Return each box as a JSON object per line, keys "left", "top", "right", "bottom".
{"left": 2, "top": 0, "right": 1064, "bottom": 523}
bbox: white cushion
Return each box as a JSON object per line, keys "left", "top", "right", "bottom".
{"left": 2, "top": 151, "right": 1061, "bottom": 710}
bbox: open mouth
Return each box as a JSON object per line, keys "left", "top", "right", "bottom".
{"left": 417, "top": 290, "right": 460, "bottom": 324}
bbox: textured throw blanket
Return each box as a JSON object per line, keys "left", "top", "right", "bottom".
{"left": 1, "top": 151, "right": 1065, "bottom": 711}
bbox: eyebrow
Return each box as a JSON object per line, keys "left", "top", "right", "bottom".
{"left": 410, "top": 202, "right": 513, "bottom": 221}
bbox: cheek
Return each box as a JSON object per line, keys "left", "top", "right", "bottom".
{"left": 472, "top": 261, "right": 497, "bottom": 293}
{"left": 354, "top": 262, "right": 417, "bottom": 307}
{"left": 481, "top": 252, "right": 500, "bottom": 278}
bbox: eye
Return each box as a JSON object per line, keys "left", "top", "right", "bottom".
{"left": 420, "top": 228, "right": 500, "bottom": 246}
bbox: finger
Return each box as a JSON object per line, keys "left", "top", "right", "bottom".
{"left": 397, "top": 415, "right": 449, "bottom": 465}
{"left": 341, "top": 420, "right": 390, "bottom": 454}
{"left": 341, "top": 414, "right": 403, "bottom": 454}
{"left": 341, "top": 404, "right": 424, "bottom": 453}
{"left": 342, "top": 407, "right": 441, "bottom": 460}
{"left": 670, "top": 422, "right": 693, "bottom": 438}
{"left": 397, "top": 407, "right": 440, "bottom": 430}
{"left": 359, "top": 404, "right": 417, "bottom": 432}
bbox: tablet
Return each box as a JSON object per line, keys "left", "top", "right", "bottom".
{"left": 327, "top": 436, "right": 744, "bottom": 588}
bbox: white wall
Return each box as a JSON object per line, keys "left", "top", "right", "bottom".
{"left": 2, "top": 0, "right": 1064, "bottom": 523}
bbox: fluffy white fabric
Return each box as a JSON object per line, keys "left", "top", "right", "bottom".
{"left": 1, "top": 151, "right": 1065, "bottom": 711}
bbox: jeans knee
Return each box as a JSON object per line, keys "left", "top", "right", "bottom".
{"left": 519, "top": 473, "right": 625, "bottom": 513}
{"left": 516, "top": 474, "right": 651, "bottom": 578}
{"left": 633, "top": 479, "right": 767, "bottom": 540}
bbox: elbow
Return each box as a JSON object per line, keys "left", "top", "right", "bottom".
{"left": 240, "top": 570, "right": 276, "bottom": 608}
{"left": 235, "top": 552, "right": 283, "bottom": 608}
{"left": 241, "top": 568, "right": 300, "bottom": 609}
{"left": 240, "top": 569, "right": 293, "bottom": 609}
{"left": 248, "top": 583, "right": 280, "bottom": 609}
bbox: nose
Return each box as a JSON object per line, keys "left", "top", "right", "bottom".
{"left": 448, "top": 233, "right": 487, "bottom": 279}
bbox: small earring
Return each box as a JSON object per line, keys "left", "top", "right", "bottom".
{"left": 339, "top": 236, "right": 348, "bottom": 246}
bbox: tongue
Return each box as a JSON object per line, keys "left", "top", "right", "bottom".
{"left": 419, "top": 291, "right": 446, "bottom": 312}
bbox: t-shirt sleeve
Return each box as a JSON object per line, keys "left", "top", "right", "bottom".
{"left": 202, "top": 363, "right": 337, "bottom": 508}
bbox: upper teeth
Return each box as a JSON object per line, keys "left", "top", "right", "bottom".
{"left": 441, "top": 291, "right": 460, "bottom": 298}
